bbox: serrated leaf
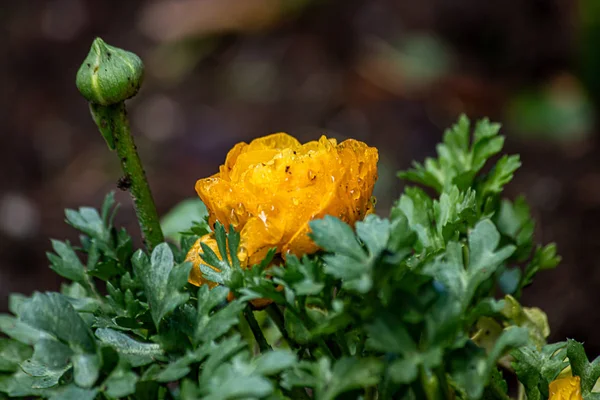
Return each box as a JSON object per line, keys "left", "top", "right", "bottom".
{"left": 479, "top": 154, "right": 522, "bottom": 199}
{"left": 0, "top": 339, "right": 32, "bottom": 373}
{"left": 399, "top": 115, "right": 508, "bottom": 193}
{"left": 47, "top": 240, "right": 86, "bottom": 282}
{"left": 433, "top": 186, "right": 477, "bottom": 241}
{"left": 395, "top": 187, "right": 438, "bottom": 250}
{"left": 95, "top": 328, "right": 165, "bottom": 367}
{"left": 20, "top": 292, "right": 96, "bottom": 353}
{"left": 309, "top": 215, "right": 363, "bottom": 260}
{"left": 252, "top": 350, "right": 297, "bottom": 376}
{"left": 567, "top": 339, "right": 600, "bottom": 395}
{"left": 48, "top": 385, "right": 98, "bottom": 400}
{"left": 0, "top": 315, "right": 51, "bottom": 345}
{"left": 133, "top": 244, "right": 192, "bottom": 328}
{"left": 65, "top": 206, "right": 109, "bottom": 242}
{"left": 0, "top": 370, "right": 55, "bottom": 397}
{"left": 311, "top": 215, "right": 388, "bottom": 293}
{"left": 103, "top": 362, "right": 138, "bottom": 398}
{"left": 423, "top": 220, "right": 515, "bottom": 310}
{"left": 512, "top": 342, "right": 568, "bottom": 400}
{"left": 195, "top": 286, "right": 245, "bottom": 345}
{"left": 20, "top": 358, "right": 71, "bottom": 389}
{"left": 355, "top": 214, "right": 390, "bottom": 257}
{"left": 520, "top": 243, "right": 561, "bottom": 294}
{"left": 451, "top": 327, "right": 528, "bottom": 399}
{"left": 316, "top": 357, "right": 384, "bottom": 400}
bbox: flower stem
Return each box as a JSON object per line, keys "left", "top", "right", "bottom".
{"left": 243, "top": 306, "right": 271, "bottom": 353}
{"left": 266, "top": 304, "right": 292, "bottom": 343}
{"left": 90, "top": 102, "right": 164, "bottom": 250}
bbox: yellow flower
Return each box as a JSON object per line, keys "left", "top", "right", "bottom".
{"left": 549, "top": 376, "right": 582, "bottom": 400}
{"left": 186, "top": 133, "right": 378, "bottom": 287}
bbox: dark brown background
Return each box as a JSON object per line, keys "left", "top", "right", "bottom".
{"left": 3, "top": 0, "right": 600, "bottom": 355}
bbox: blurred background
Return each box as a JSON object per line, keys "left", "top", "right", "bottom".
{"left": 3, "top": 0, "right": 600, "bottom": 354}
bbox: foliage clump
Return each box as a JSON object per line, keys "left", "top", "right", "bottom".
{"left": 1, "top": 116, "right": 592, "bottom": 400}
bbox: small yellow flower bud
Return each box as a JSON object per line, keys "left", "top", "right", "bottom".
{"left": 76, "top": 37, "right": 144, "bottom": 105}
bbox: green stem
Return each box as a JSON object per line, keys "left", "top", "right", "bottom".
{"left": 243, "top": 307, "right": 271, "bottom": 353}
{"left": 90, "top": 102, "right": 164, "bottom": 250}
{"left": 266, "top": 304, "right": 292, "bottom": 344}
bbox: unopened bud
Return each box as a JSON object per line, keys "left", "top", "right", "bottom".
{"left": 76, "top": 38, "right": 144, "bottom": 105}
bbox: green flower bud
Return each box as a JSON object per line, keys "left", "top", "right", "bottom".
{"left": 76, "top": 38, "right": 144, "bottom": 105}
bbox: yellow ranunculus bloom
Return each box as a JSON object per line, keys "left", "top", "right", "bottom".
{"left": 549, "top": 376, "right": 582, "bottom": 400}
{"left": 186, "top": 133, "right": 378, "bottom": 287}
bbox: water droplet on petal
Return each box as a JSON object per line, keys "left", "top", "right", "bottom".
{"left": 258, "top": 211, "right": 268, "bottom": 224}
{"left": 292, "top": 198, "right": 299, "bottom": 206}
{"left": 308, "top": 169, "right": 316, "bottom": 180}
{"left": 238, "top": 246, "right": 248, "bottom": 263}
{"left": 229, "top": 208, "right": 240, "bottom": 225}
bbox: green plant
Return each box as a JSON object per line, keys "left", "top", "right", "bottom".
{"left": 0, "top": 38, "right": 594, "bottom": 400}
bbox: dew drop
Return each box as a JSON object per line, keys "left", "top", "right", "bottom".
{"left": 229, "top": 208, "right": 240, "bottom": 225}
{"left": 258, "top": 211, "right": 268, "bottom": 223}
{"left": 308, "top": 169, "right": 316, "bottom": 180}
{"left": 292, "top": 198, "right": 299, "bottom": 206}
{"left": 238, "top": 246, "right": 248, "bottom": 263}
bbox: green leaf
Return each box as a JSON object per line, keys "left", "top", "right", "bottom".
{"left": 366, "top": 314, "right": 442, "bottom": 385}
{"left": 0, "top": 370, "right": 55, "bottom": 397}
{"left": 271, "top": 255, "right": 325, "bottom": 297}
{"left": 65, "top": 205, "right": 109, "bottom": 243}
{"left": 355, "top": 214, "right": 391, "bottom": 257}
{"left": 502, "top": 295, "right": 549, "bottom": 349}
{"left": 450, "top": 327, "right": 528, "bottom": 399}
{"left": 95, "top": 328, "right": 165, "bottom": 367}
{"left": 388, "top": 208, "right": 417, "bottom": 255}
{"left": 195, "top": 286, "right": 245, "bottom": 345}
{"left": 494, "top": 196, "right": 535, "bottom": 262}
{"left": 520, "top": 244, "right": 561, "bottom": 293}
{"left": 310, "top": 215, "right": 389, "bottom": 293}
{"left": 423, "top": 220, "right": 515, "bottom": 310}
{"left": 48, "top": 385, "right": 98, "bottom": 400}
{"left": 20, "top": 358, "right": 71, "bottom": 389}
{"left": 103, "top": 362, "right": 138, "bottom": 398}
{"left": 399, "top": 115, "right": 507, "bottom": 193}
{"left": 433, "top": 186, "right": 477, "bottom": 241}
{"left": 395, "top": 187, "right": 438, "bottom": 250}
{"left": 309, "top": 215, "right": 363, "bottom": 260}
{"left": 47, "top": 240, "right": 86, "bottom": 282}
{"left": 252, "top": 350, "right": 297, "bottom": 376}
{"left": 512, "top": 342, "right": 568, "bottom": 400}
{"left": 20, "top": 292, "right": 96, "bottom": 353}
{"left": 200, "top": 350, "right": 296, "bottom": 400}
{"left": 133, "top": 243, "right": 192, "bottom": 328}
{"left": 478, "top": 154, "right": 522, "bottom": 199}
{"left": 0, "top": 339, "right": 32, "bottom": 372}
{"left": 72, "top": 352, "right": 100, "bottom": 388}
{"left": 567, "top": 339, "right": 600, "bottom": 395}
{"left": 316, "top": 357, "right": 384, "bottom": 400}
{"left": 482, "top": 367, "right": 510, "bottom": 400}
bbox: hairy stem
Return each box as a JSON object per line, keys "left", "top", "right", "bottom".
{"left": 90, "top": 102, "right": 164, "bottom": 250}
